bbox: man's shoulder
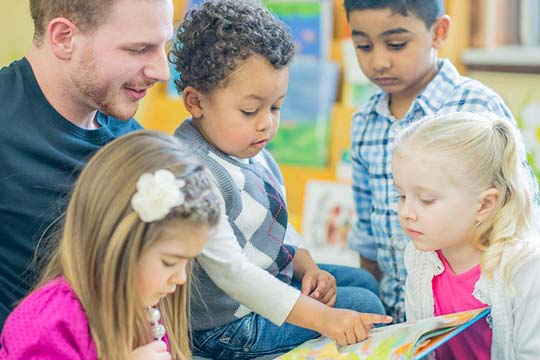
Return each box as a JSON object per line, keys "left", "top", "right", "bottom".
{"left": 0, "top": 59, "right": 25, "bottom": 96}
{"left": 0, "top": 59, "right": 23, "bottom": 77}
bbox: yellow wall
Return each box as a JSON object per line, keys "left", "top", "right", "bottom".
{"left": 467, "top": 71, "right": 540, "bottom": 121}
{"left": 136, "top": 0, "right": 191, "bottom": 133}
{"left": 0, "top": 1, "right": 33, "bottom": 65}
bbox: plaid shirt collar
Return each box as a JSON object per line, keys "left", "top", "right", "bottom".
{"left": 373, "top": 59, "right": 460, "bottom": 121}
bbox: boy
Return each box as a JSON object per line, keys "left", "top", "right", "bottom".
{"left": 172, "top": 1, "right": 391, "bottom": 358}
{"left": 344, "top": 0, "right": 514, "bottom": 322}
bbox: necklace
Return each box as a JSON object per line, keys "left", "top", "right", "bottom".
{"left": 147, "top": 306, "right": 166, "bottom": 341}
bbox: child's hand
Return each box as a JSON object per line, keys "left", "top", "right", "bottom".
{"left": 320, "top": 308, "right": 392, "bottom": 346}
{"left": 130, "top": 340, "right": 171, "bottom": 360}
{"left": 301, "top": 269, "right": 337, "bottom": 306}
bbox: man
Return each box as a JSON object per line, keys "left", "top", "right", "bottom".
{"left": 0, "top": 0, "right": 173, "bottom": 328}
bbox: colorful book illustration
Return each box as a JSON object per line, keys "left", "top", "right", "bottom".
{"left": 266, "top": 58, "right": 339, "bottom": 167}
{"left": 264, "top": 0, "right": 333, "bottom": 59}
{"left": 276, "top": 307, "right": 491, "bottom": 360}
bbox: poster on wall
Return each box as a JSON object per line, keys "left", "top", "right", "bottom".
{"left": 263, "top": 0, "right": 333, "bottom": 59}
{"left": 301, "top": 180, "right": 359, "bottom": 266}
{"left": 266, "top": 58, "right": 339, "bottom": 167}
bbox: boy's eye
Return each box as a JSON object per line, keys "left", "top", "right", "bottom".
{"left": 387, "top": 42, "right": 406, "bottom": 50}
{"left": 355, "top": 44, "right": 372, "bottom": 52}
{"left": 270, "top": 106, "right": 281, "bottom": 112}
{"left": 420, "top": 198, "right": 435, "bottom": 205}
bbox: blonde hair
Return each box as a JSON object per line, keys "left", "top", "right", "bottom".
{"left": 393, "top": 112, "right": 540, "bottom": 283}
{"left": 29, "top": 0, "right": 162, "bottom": 45}
{"left": 37, "top": 130, "right": 220, "bottom": 359}
{"left": 30, "top": 0, "right": 113, "bottom": 44}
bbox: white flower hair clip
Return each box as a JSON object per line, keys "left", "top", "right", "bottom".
{"left": 131, "top": 169, "right": 186, "bottom": 223}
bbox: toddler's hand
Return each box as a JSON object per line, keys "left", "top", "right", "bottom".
{"left": 130, "top": 340, "right": 171, "bottom": 360}
{"left": 301, "top": 269, "right": 337, "bottom": 306}
{"left": 319, "top": 308, "right": 392, "bottom": 346}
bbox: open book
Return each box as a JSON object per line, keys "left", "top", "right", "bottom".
{"left": 276, "top": 307, "right": 491, "bottom": 360}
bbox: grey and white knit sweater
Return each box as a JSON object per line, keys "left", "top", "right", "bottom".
{"left": 175, "top": 120, "right": 300, "bottom": 330}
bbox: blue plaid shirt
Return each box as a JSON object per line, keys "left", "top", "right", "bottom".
{"left": 349, "top": 59, "right": 513, "bottom": 322}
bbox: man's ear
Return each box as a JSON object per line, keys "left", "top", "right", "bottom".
{"left": 182, "top": 86, "right": 205, "bottom": 118}
{"left": 48, "top": 18, "right": 77, "bottom": 60}
{"left": 432, "top": 15, "right": 450, "bottom": 49}
{"left": 475, "top": 188, "right": 499, "bottom": 223}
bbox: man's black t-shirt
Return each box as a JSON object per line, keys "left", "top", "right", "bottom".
{"left": 0, "top": 58, "right": 142, "bottom": 328}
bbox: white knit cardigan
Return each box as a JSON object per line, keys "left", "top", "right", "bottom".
{"left": 404, "top": 241, "right": 540, "bottom": 359}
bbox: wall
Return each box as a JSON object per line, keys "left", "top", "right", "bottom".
{"left": 0, "top": 1, "right": 33, "bottom": 65}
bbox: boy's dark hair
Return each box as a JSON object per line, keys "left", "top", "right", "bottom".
{"left": 170, "top": 0, "right": 295, "bottom": 94}
{"left": 343, "top": 0, "right": 445, "bottom": 29}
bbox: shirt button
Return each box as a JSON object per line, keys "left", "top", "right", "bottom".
{"left": 243, "top": 347, "right": 250, "bottom": 352}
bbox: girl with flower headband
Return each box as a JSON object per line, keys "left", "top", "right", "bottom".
{"left": 393, "top": 112, "right": 540, "bottom": 359}
{"left": 0, "top": 130, "right": 220, "bottom": 360}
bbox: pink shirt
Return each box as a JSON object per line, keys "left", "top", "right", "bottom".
{"left": 432, "top": 251, "right": 491, "bottom": 360}
{"left": 0, "top": 277, "right": 97, "bottom": 359}
{"left": 0, "top": 277, "right": 170, "bottom": 359}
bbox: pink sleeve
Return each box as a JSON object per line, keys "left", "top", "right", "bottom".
{"left": 0, "top": 279, "right": 97, "bottom": 360}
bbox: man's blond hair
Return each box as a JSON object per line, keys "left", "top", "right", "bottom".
{"left": 30, "top": 0, "right": 114, "bottom": 44}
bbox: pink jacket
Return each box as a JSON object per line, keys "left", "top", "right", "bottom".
{"left": 0, "top": 277, "right": 172, "bottom": 359}
{"left": 0, "top": 277, "right": 97, "bottom": 359}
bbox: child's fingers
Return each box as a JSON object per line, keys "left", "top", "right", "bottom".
{"left": 344, "top": 329, "right": 358, "bottom": 345}
{"left": 354, "top": 321, "right": 368, "bottom": 342}
{"left": 155, "top": 353, "right": 171, "bottom": 360}
{"left": 359, "top": 313, "right": 393, "bottom": 325}
{"left": 319, "top": 287, "right": 336, "bottom": 305}
{"left": 308, "top": 279, "right": 327, "bottom": 299}
{"left": 148, "top": 340, "right": 168, "bottom": 352}
{"left": 327, "top": 293, "right": 337, "bottom": 307}
{"left": 301, "top": 276, "right": 315, "bottom": 295}
{"left": 335, "top": 332, "right": 348, "bottom": 346}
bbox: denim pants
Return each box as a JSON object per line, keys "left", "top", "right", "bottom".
{"left": 192, "top": 264, "right": 385, "bottom": 359}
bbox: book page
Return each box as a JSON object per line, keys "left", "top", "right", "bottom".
{"left": 276, "top": 308, "right": 490, "bottom": 360}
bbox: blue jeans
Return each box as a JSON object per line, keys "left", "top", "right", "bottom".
{"left": 192, "top": 264, "right": 384, "bottom": 359}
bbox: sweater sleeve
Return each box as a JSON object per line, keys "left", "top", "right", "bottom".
{"left": 196, "top": 186, "right": 301, "bottom": 326}
{"left": 0, "top": 279, "right": 96, "bottom": 360}
{"left": 403, "top": 242, "right": 418, "bottom": 321}
{"left": 510, "top": 252, "right": 540, "bottom": 358}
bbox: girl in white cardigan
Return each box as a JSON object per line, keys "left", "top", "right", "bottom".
{"left": 391, "top": 112, "right": 540, "bottom": 360}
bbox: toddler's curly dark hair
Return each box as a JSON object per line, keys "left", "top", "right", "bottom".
{"left": 170, "top": 0, "right": 295, "bottom": 94}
